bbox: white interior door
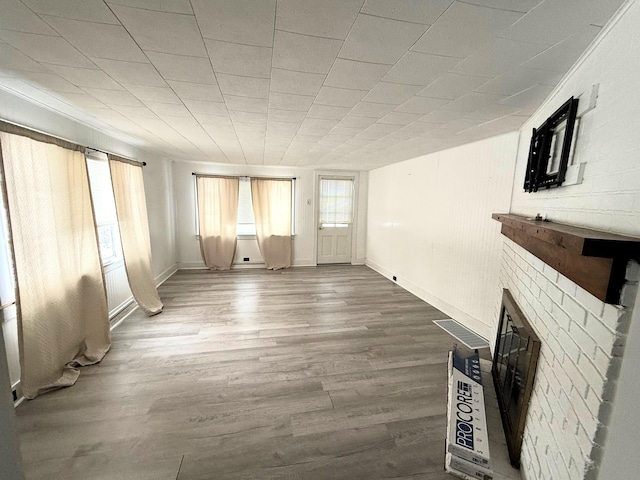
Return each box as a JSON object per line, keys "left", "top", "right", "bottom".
{"left": 317, "top": 177, "right": 354, "bottom": 264}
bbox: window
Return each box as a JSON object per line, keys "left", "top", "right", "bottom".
{"left": 86, "top": 156, "right": 122, "bottom": 265}
{"left": 237, "top": 178, "right": 256, "bottom": 235}
{"left": 319, "top": 178, "right": 354, "bottom": 228}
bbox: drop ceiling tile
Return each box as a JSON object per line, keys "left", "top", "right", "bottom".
{"left": 382, "top": 52, "right": 462, "bottom": 86}
{"left": 273, "top": 30, "right": 342, "bottom": 74}
{"left": 396, "top": 96, "right": 451, "bottom": 114}
{"left": 124, "top": 84, "right": 182, "bottom": 103}
{"left": 144, "top": 101, "right": 191, "bottom": 117}
{"left": 349, "top": 102, "right": 396, "bottom": 118}
{"left": 20, "top": 71, "right": 83, "bottom": 93}
{"left": 307, "top": 104, "right": 351, "bottom": 120}
{"left": 217, "top": 74, "right": 269, "bottom": 99}
{"left": 460, "top": 0, "right": 541, "bottom": 12}
{"left": 442, "top": 91, "right": 507, "bottom": 113}
{"left": 181, "top": 98, "right": 227, "bottom": 115}
{"left": 378, "top": 112, "right": 423, "bottom": 125}
{"left": 362, "top": 82, "right": 422, "bottom": 104}
{"left": 83, "top": 87, "right": 143, "bottom": 106}
{"left": 267, "top": 121, "right": 301, "bottom": 134}
{"left": 205, "top": 39, "right": 271, "bottom": 78}
{"left": 110, "top": 4, "right": 207, "bottom": 57}
{"left": 315, "top": 86, "right": 367, "bottom": 108}
{"left": 269, "top": 93, "right": 314, "bottom": 111}
{"left": 146, "top": 51, "right": 215, "bottom": 84}
{"left": 336, "top": 116, "right": 377, "bottom": 128}
{"left": 43, "top": 13, "right": 141, "bottom": 62}
{"left": 475, "top": 67, "right": 562, "bottom": 96}
{"left": 192, "top": 0, "right": 275, "bottom": 47}
{"left": 0, "top": 31, "right": 95, "bottom": 68}
{"left": 46, "top": 65, "right": 124, "bottom": 90}
{"left": 358, "top": 123, "right": 402, "bottom": 139}
{"left": 418, "top": 73, "right": 491, "bottom": 100}
{"left": 193, "top": 113, "right": 233, "bottom": 128}
{"left": 411, "top": 2, "right": 523, "bottom": 58}
{"left": 268, "top": 109, "right": 307, "bottom": 123}
{"left": 500, "top": 0, "right": 623, "bottom": 45}
{"left": 419, "top": 109, "right": 463, "bottom": 124}
{"left": 168, "top": 80, "right": 223, "bottom": 102}
{"left": 362, "top": 0, "right": 453, "bottom": 24}
{"left": 339, "top": 14, "right": 427, "bottom": 65}
{"left": 90, "top": 58, "right": 166, "bottom": 87}
{"left": 0, "top": 0, "right": 58, "bottom": 35}
{"left": 451, "top": 37, "right": 549, "bottom": 78}
{"left": 0, "top": 44, "right": 50, "bottom": 73}
{"left": 111, "top": 104, "right": 158, "bottom": 119}
{"left": 24, "top": 0, "right": 120, "bottom": 23}
{"left": 520, "top": 26, "right": 602, "bottom": 72}
{"left": 107, "top": 1, "right": 193, "bottom": 15}
{"left": 55, "top": 91, "right": 108, "bottom": 109}
{"left": 324, "top": 59, "right": 391, "bottom": 90}
{"left": 224, "top": 95, "right": 268, "bottom": 114}
{"left": 499, "top": 83, "right": 555, "bottom": 109}
{"left": 270, "top": 68, "right": 325, "bottom": 96}
{"left": 276, "top": 0, "right": 363, "bottom": 39}
{"left": 229, "top": 111, "right": 267, "bottom": 125}
{"left": 464, "top": 103, "right": 522, "bottom": 121}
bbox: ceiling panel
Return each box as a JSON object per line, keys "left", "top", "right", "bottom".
{"left": 0, "top": 0, "right": 623, "bottom": 170}
{"left": 361, "top": 0, "right": 453, "bottom": 24}
{"left": 146, "top": 51, "right": 216, "bottom": 84}
{"left": 273, "top": 31, "right": 342, "bottom": 74}
{"left": 411, "top": 2, "right": 523, "bottom": 58}
{"left": 338, "top": 14, "right": 427, "bottom": 65}
{"left": 192, "top": 0, "right": 275, "bottom": 47}
{"left": 205, "top": 40, "right": 272, "bottom": 78}
{"left": 276, "top": 0, "right": 363, "bottom": 40}
{"left": 110, "top": 4, "right": 207, "bottom": 57}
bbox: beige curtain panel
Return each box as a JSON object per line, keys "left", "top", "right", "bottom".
{"left": 0, "top": 132, "right": 110, "bottom": 399}
{"left": 196, "top": 175, "right": 239, "bottom": 270}
{"left": 251, "top": 178, "right": 292, "bottom": 270}
{"left": 109, "top": 157, "right": 163, "bottom": 316}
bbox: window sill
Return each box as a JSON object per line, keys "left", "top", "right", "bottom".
{"left": 103, "top": 258, "right": 125, "bottom": 272}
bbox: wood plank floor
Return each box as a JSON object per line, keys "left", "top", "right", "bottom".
{"left": 16, "top": 265, "right": 463, "bottom": 480}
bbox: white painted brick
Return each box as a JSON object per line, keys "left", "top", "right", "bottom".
{"left": 574, "top": 286, "right": 605, "bottom": 318}
{"left": 620, "top": 282, "right": 637, "bottom": 308}
{"left": 545, "top": 281, "right": 564, "bottom": 305}
{"left": 601, "top": 303, "right": 626, "bottom": 332}
{"left": 626, "top": 259, "right": 640, "bottom": 282}
{"left": 592, "top": 346, "right": 613, "bottom": 378}
{"left": 558, "top": 328, "right": 581, "bottom": 363}
{"left": 584, "top": 313, "right": 618, "bottom": 354}
{"left": 570, "top": 389, "right": 598, "bottom": 434}
{"left": 569, "top": 322, "right": 597, "bottom": 358}
{"left": 562, "top": 357, "right": 589, "bottom": 397}
{"left": 539, "top": 291, "right": 553, "bottom": 313}
{"left": 557, "top": 273, "right": 577, "bottom": 296}
{"left": 551, "top": 302, "right": 572, "bottom": 331}
{"left": 542, "top": 262, "right": 560, "bottom": 283}
{"left": 577, "top": 354, "right": 606, "bottom": 401}
{"left": 561, "top": 294, "right": 588, "bottom": 325}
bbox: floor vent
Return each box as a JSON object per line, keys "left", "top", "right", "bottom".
{"left": 434, "top": 319, "right": 490, "bottom": 349}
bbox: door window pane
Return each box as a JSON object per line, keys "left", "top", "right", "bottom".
{"left": 319, "top": 179, "right": 353, "bottom": 225}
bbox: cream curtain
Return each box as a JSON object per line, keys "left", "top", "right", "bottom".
{"left": 109, "top": 157, "right": 163, "bottom": 316}
{"left": 0, "top": 132, "right": 110, "bottom": 399}
{"left": 196, "top": 175, "right": 239, "bottom": 270}
{"left": 251, "top": 178, "right": 292, "bottom": 270}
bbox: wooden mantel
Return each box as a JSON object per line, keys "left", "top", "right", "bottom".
{"left": 492, "top": 213, "right": 640, "bottom": 304}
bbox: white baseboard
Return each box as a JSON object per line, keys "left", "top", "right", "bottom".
{"left": 365, "top": 259, "right": 491, "bottom": 340}
{"left": 155, "top": 263, "right": 178, "bottom": 286}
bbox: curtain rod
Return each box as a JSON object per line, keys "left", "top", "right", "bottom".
{"left": 86, "top": 148, "right": 146, "bottom": 166}
{"left": 192, "top": 172, "right": 296, "bottom": 180}
{"left": 0, "top": 119, "right": 144, "bottom": 166}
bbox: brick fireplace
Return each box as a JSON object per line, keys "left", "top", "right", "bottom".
{"left": 495, "top": 236, "right": 638, "bottom": 480}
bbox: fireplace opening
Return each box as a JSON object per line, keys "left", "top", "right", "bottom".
{"left": 492, "top": 289, "right": 541, "bottom": 468}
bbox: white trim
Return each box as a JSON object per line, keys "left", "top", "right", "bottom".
{"left": 154, "top": 263, "right": 178, "bottom": 286}
{"left": 365, "top": 259, "right": 491, "bottom": 340}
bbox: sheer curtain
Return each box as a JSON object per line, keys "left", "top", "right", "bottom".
{"left": 108, "top": 156, "right": 163, "bottom": 316}
{"left": 251, "top": 178, "right": 292, "bottom": 270}
{"left": 0, "top": 131, "right": 110, "bottom": 399}
{"left": 196, "top": 175, "right": 239, "bottom": 270}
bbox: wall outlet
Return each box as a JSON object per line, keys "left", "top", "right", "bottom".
{"left": 243, "top": 257, "right": 250, "bottom": 262}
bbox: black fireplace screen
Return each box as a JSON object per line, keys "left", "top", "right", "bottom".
{"left": 492, "top": 289, "right": 541, "bottom": 468}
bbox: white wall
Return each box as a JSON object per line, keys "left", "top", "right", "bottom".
{"left": 366, "top": 133, "right": 518, "bottom": 339}
{"left": 173, "top": 161, "right": 367, "bottom": 268}
{"left": 497, "top": 2, "right": 640, "bottom": 479}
